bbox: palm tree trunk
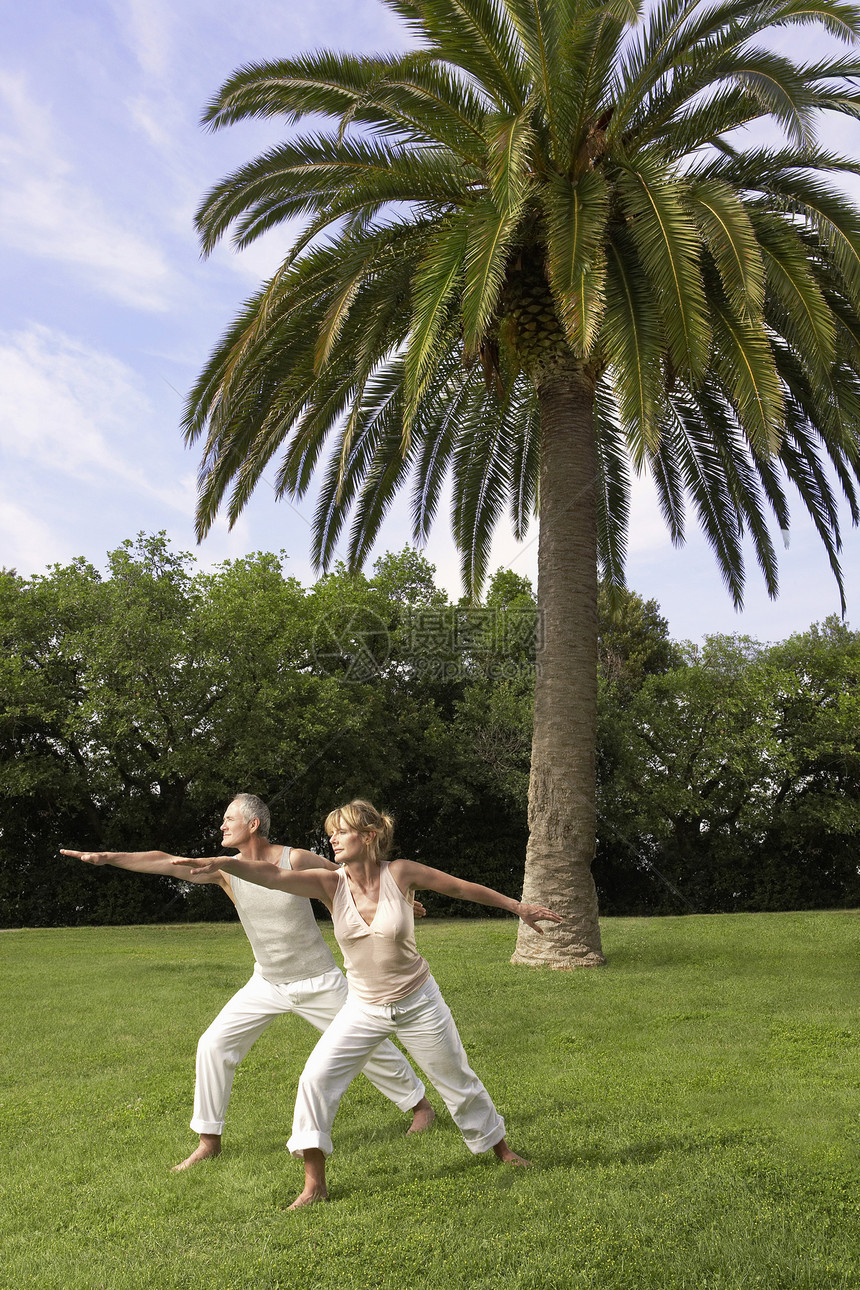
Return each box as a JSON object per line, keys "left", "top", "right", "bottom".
{"left": 511, "top": 364, "right": 605, "bottom": 967}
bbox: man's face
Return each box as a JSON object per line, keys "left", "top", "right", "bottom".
{"left": 221, "top": 802, "right": 253, "bottom": 848}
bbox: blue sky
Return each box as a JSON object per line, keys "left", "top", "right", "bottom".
{"left": 2, "top": 0, "right": 859, "bottom": 644}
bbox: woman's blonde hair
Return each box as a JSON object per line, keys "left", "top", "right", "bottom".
{"left": 325, "top": 799, "right": 395, "bottom": 865}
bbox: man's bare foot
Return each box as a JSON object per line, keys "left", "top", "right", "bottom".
{"left": 492, "top": 1138, "right": 533, "bottom": 1167}
{"left": 406, "top": 1097, "right": 436, "bottom": 1134}
{"left": 287, "top": 1188, "right": 330, "bottom": 1210}
{"left": 171, "top": 1134, "right": 222, "bottom": 1172}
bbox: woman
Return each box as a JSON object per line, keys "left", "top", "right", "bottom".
{"left": 175, "top": 799, "right": 561, "bottom": 1208}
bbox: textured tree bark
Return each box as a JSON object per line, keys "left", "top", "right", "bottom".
{"left": 511, "top": 365, "right": 605, "bottom": 967}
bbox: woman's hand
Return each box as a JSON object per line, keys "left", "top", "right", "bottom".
{"left": 515, "top": 902, "right": 563, "bottom": 933}
{"left": 171, "top": 857, "right": 222, "bottom": 876}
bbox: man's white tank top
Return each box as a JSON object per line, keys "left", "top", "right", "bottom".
{"left": 230, "top": 847, "right": 337, "bottom": 985}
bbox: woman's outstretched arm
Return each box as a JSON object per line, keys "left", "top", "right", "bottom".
{"left": 171, "top": 855, "right": 336, "bottom": 906}
{"left": 388, "top": 860, "right": 562, "bottom": 933}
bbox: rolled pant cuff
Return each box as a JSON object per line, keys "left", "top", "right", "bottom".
{"left": 392, "top": 1080, "right": 426, "bottom": 1114}
{"left": 465, "top": 1120, "right": 507, "bottom": 1155}
{"left": 190, "top": 1119, "right": 225, "bottom": 1135}
{"left": 288, "top": 1132, "right": 334, "bottom": 1158}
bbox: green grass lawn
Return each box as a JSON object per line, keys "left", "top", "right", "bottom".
{"left": 1, "top": 912, "right": 858, "bottom": 1290}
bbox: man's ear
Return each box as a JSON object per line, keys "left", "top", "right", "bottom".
{"left": 250, "top": 817, "right": 260, "bottom": 834}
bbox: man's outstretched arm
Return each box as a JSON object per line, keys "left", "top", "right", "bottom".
{"left": 61, "top": 849, "right": 228, "bottom": 886}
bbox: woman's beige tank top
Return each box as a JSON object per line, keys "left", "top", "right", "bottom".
{"left": 332, "top": 862, "right": 430, "bottom": 1004}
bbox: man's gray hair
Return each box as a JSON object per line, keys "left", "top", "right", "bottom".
{"left": 231, "top": 793, "right": 271, "bottom": 837}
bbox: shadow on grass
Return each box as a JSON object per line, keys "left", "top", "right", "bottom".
{"left": 298, "top": 1153, "right": 478, "bottom": 1209}
{"left": 268, "top": 1126, "right": 765, "bottom": 1211}
{"left": 561, "top": 1126, "right": 759, "bottom": 1171}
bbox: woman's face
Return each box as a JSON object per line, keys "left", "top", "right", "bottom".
{"left": 329, "top": 820, "right": 373, "bottom": 864}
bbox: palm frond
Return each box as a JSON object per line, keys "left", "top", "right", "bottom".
{"left": 506, "top": 377, "right": 540, "bottom": 538}
{"left": 410, "top": 366, "right": 479, "bottom": 541}
{"left": 658, "top": 388, "right": 747, "bottom": 606}
{"left": 195, "top": 134, "right": 468, "bottom": 254}
{"left": 501, "top": 0, "right": 568, "bottom": 160}
{"left": 403, "top": 219, "right": 469, "bottom": 426}
{"left": 648, "top": 415, "right": 687, "bottom": 545}
{"left": 450, "top": 383, "right": 520, "bottom": 595}
{"left": 593, "top": 381, "right": 631, "bottom": 590}
{"left": 383, "top": 0, "right": 527, "bottom": 110}
{"left": 618, "top": 160, "right": 711, "bottom": 381}
{"left": 201, "top": 53, "right": 393, "bottom": 130}
{"left": 346, "top": 429, "right": 418, "bottom": 572}
{"left": 700, "top": 382, "right": 781, "bottom": 594}
{"left": 642, "top": 87, "right": 763, "bottom": 159}
{"left": 779, "top": 417, "right": 848, "bottom": 610}
{"left": 484, "top": 107, "right": 536, "bottom": 214}
{"left": 693, "top": 144, "right": 860, "bottom": 188}
{"left": 544, "top": 171, "right": 609, "bottom": 356}
{"left": 721, "top": 48, "right": 818, "bottom": 149}
{"left": 311, "top": 361, "right": 407, "bottom": 568}
{"left": 767, "top": 175, "right": 860, "bottom": 306}
{"left": 687, "top": 177, "right": 765, "bottom": 315}
{"left": 610, "top": 0, "right": 753, "bottom": 137}
{"left": 461, "top": 196, "right": 526, "bottom": 353}
{"left": 766, "top": 0, "right": 860, "bottom": 43}
{"left": 347, "top": 54, "right": 490, "bottom": 159}
{"left": 709, "top": 288, "right": 785, "bottom": 455}
{"left": 564, "top": 4, "right": 629, "bottom": 162}
{"left": 753, "top": 211, "right": 836, "bottom": 380}
{"left": 602, "top": 228, "right": 670, "bottom": 461}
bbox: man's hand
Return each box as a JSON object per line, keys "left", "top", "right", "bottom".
{"left": 61, "top": 847, "right": 227, "bottom": 884}
{"left": 413, "top": 899, "right": 427, "bottom": 919}
{"left": 61, "top": 849, "right": 114, "bottom": 866}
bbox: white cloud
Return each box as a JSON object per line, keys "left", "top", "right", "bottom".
{"left": 126, "top": 94, "right": 180, "bottom": 155}
{"left": 0, "top": 487, "right": 73, "bottom": 575}
{"left": 0, "top": 324, "right": 193, "bottom": 513}
{"left": 0, "top": 72, "right": 173, "bottom": 310}
{"left": 111, "top": 0, "right": 176, "bottom": 80}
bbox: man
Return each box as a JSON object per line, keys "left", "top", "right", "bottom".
{"left": 62, "top": 793, "right": 434, "bottom": 1170}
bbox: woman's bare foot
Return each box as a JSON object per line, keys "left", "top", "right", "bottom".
{"left": 492, "top": 1138, "right": 533, "bottom": 1166}
{"left": 406, "top": 1097, "right": 435, "bottom": 1134}
{"left": 171, "top": 1134, "right": 222, "bottom": 1172}
{"left": 288, "top": 1147, "right": 329, "bottom": 1209}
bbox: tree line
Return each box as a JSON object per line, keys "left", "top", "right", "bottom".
{"left": 1, "top": 532, "right": 857, "bottom": 927}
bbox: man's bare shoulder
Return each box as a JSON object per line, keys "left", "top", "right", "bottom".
{"left": 287, "top": 847, "right": 337, "bottom": 872}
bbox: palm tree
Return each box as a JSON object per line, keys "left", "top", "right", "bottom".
{"left": 186, "top": 0, "right": 860, "bottom": 966}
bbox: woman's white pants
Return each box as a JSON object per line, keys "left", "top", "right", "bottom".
{"left": 288, "top": 975, "right": 505, "bottom": 1157}
{"left": 190, "top": 967, "right": 425, "bottom": 1135}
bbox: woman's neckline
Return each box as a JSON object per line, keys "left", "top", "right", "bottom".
{"left": 344, "top": 862, "right": 384, "bottom": 928}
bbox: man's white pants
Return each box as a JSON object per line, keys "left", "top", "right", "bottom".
{"left": 288, "top": 974, "right": 505, "bottom": 1157}
{"left": 190, "top": 966, "right": 425, "bottom": 1135}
